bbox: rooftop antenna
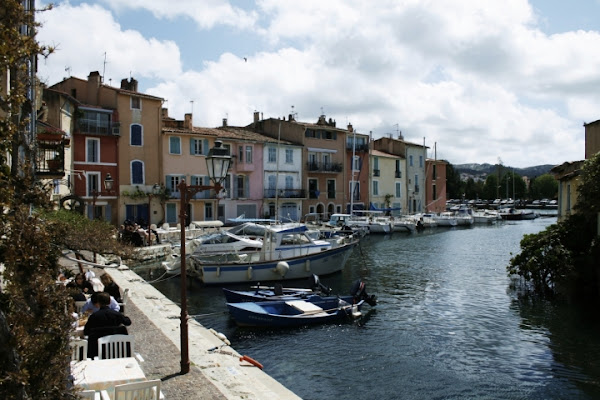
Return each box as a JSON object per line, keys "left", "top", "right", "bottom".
{"left": 190, "top": 100, "right": 194, "bottom": 114}
{"left": 64, "top": 66, "right": 71, "bottom": 78}
{"left": 320, "top": 106, "right": 324, "bottom": 115}
{"left": 102, "top": 52, "right": 108, "bottom": 83}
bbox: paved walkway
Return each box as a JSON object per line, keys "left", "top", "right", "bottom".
{"left": 65, "top": 255, "right": 301, "bottom": 400}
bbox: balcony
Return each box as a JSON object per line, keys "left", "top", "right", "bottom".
{"left": 306, "top": 161, "right": 343, "bottom": 173}
{"left": 264, "top": 189, "right": 306, "bottom": 199}
{"left": 346, "top": 143, "right": 369, "bottom": 152}
{"left": 414, "top": 186, "right": 420, "bottom": 193}
{"left": 395, "top": 170, "right": 402, "bottom": 178}
{"left": 36, "top": 133, "right": 67, "bottom": 177}
{"left": 373, "top": 169, "right": 380, "bottom": 177}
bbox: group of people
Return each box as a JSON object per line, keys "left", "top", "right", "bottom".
{"left": 67, "top": 272, "right": 131, "bottom": 359}
{"left": 119, "top": 219, "right": 160, "bottom": 247}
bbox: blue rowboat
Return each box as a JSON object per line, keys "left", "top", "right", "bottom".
{"left": 227, "top": 296, "right": 364, "bottom": 327}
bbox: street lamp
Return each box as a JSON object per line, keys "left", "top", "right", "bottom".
{"left": 91, "top": 173, "right": 115, "bottom": 219}
{"left": 178, "top": 140, "right": 231, "bottom": 374}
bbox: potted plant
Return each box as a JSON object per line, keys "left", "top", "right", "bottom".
{"left": 47, "top": 156, "right": 62, "bottom": 172}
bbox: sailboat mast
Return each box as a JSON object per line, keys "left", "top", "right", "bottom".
{"left": 350, "top": 129, "right": 356, "bottom": 213}
{"left": 275, "top": 122, "right": 281, "bottom": 221}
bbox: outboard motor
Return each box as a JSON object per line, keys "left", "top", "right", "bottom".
{"left": 308, "top": 274, "right": 332, "bottom": 295}
{"left": 350, "top": 279, "right": 377, "bottom": 306}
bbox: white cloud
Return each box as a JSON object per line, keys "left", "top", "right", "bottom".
{"left": 37, "top": 2, "right": 182, "bottom": 86}
{"left": 36, "top": 0, "right": 598, "bottom": 167}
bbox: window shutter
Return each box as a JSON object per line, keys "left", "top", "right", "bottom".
{"left": 190, "top": 138, "right": 194, "bottom": 154}
{"left": 203, "top": 139, "right": 209, "bottom": 155}
{"left": 333, "top": 132, "right": 337, "bottom": 140}
{"left": 232, "top": 174, "right": 237, "bottom": 198}
{"left": 106, "top": 204, "right": 112, "bottom": 221}
{"left": 165, "top": 175, "right": 172, "bottom": 192}
{"left": 316, "top": 130, "right": 321, "bottom": 139}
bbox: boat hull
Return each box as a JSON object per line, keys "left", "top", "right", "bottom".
{"left": 226, "top": 296, "right": 359, "bottom": 327}
{"left": 192, "top": 241, "right": 358, "bottom": 284}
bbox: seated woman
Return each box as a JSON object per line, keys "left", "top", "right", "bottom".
{"left": 66, "top": 272, "right": 95, "bottom": 295}
{"left": 100, "top": 273, "right": 122, "bottom": 303}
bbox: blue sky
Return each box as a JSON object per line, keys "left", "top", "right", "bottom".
{"left": 36, "top": 0, "right": 600, "bottom": 168}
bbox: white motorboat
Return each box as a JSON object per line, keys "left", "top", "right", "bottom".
{"left": 471, "top": 210, "right": 498, "bottom": 224}
{"left": 432, "top": 212, "right": 458, "bottom": 227}
{"left": 163, "top": 222, "right": 358, "bottom": 284}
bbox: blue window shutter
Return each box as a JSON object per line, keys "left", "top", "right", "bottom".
{"left": 190, "top": 138, "right": 194, "bottom": 154}
{"left": 132, "top": 161, "right": 143, "bottom": 184}
{"left": 165, "top": 175, "right": 172, "bottom": 192}
{"left": 126, "top": 204, "right": 135, "bottom": 222}
{"left": 87, "top": 205, "right": 93, "bottom": 219}
{"left": 131, "top": 124, "right": 142, "bottom": 145}
{"left": 316, "top": 130, "right": 321, "bottom": 139}
{"left": 105, "top": 204, "right": 112, "bottom": 221}
{"left": 333, "top": 132, "right": 337, "bottom": 140}
{"left": 203, "top": 139, "right": 209, "bottom": 155}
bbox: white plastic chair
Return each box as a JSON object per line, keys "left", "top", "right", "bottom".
{"left": 100, "top": 379, "right": 164, "bottom": 400}
{"left": 119, "top": 288, "right": 129, "bottom": 314}
{"left": 80, "top": 390, "right": 100, "bottom": 400}
{"left": 70, "top": 339, "right": 88, "bottom": 361}
{"left": 97, "top": 334, "right": 134, "bottom": 360}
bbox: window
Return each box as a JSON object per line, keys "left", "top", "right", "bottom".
{"left": 285, "top": 149, "right": 293, "bottom": 163}
{"left": 419, "top": 155, "right": 423, "bottom": 168}
{"left": 309, "top": 178, "right": 318, "bottom": 199}
{"left": 353, "top": 156, "right": 360, "bottom": 171}
{"left": 86, "top": 138, "right": 99, "bottom": 162}
{"left": 246, "top": 146, "right": 253, "bottom": 163}
{"left": 373, "top": 180, "right": 379, "bottom": 196}
{"left": 205, "top": 203, "right": 214, "bottom": 220}
{"left": 87, "top": 173, "right": 100, "bottom": 195}
{"left": 79, "top": 110, "right": 111, "bottom": 134}
{"left": 190, "top": 138, "right": 203, "bottom": 155}
{"left": 409, "top": 155, "right": 413, "bottom": 166}
{"left": 268, "top": 147, "right": 276, "bottom": 163}
{"left": 414, "top": 174, "right": 419, "bottom": 192}
{"left": 432, "top": 164, "right": 437, "bottom": 179}
{"left": 327, "top": 179, "right": 335, "bottom": 199}
{"left": 130, "top": 124, "right": 142, "bottom": 146}
{"left": 322, "top": 153, "right": 331, "bottom": 167}
{"left": 131, "top": 96, "right": 141, "bottom": 110}
{"left": 267, "top": 175, "right": 276, "bottom": 197}
{"left": 131, "top": 160, "right": 144, "bottom": 185}
{"left": 373, "top": 157, "right": 379, "bottom": 170}
{"left": 236, "top": 175, "right": 248, "bottom": 198}
{"left": 396, "top": 182, "right": 402, "bottom": 198}
{"left": 238, "top": 145, "right": 243, "bottom": 162}
{"left": 432, "top": 184, "right": 437, "bottom": 201}
{"left": 285, "top": 176, "right": 294, "bottom": 190}
{"left": 166, "top": 175, "right": 183, "bottom": 193}
{"left": 395, "top": 160, "right": 401, "bottom": 175}
{"left": 169, "top": 137, "right": 181, "bottom": 154}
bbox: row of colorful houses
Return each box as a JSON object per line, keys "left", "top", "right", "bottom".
{"left": 36, "top": 71, "right": 447, "bottom": 227}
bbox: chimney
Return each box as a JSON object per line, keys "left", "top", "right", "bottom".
{"left": 254, "top": 111, "right": 260, "bottom": 123}
{"left": 120, "top": 77, "right": 138, "bottom": 92}
{"left": 161, "top": 108, "right": 169, "bottom": 119}
{"left": 184, "top": 113, "right": 193, "bottom": 129}
{"left": 317, "top": 115, "right": 326, "bottom": 125}
{"left": 222, "top": 118, "right": 228, "bottom": 127}
{"left": 347, "top": 123, "right": 353, "bottom": 133}
{"left": 88, "top": 71, "right": 101, "bottom": 87}
{"left": 289, "top": 114, "right": 294, "bottom": 122}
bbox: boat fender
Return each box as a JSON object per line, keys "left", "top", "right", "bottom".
{"left": 209, "top": 328, "right": 231, "bottom": 345}
{"left": 240, "top": 355, "right": 263, "bottom": 369}
{"left": 351, "top": 304, "right": 362, "bottom": 319}
{"left": 275, "top": 261, "right": 289, "bottom": 277}
{"left": 247, "top": 266, "right": 253, "bottom": 280}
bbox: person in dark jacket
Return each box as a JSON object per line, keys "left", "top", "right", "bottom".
{"left": 84, "top": 292, "right": 131, "bottom": 359}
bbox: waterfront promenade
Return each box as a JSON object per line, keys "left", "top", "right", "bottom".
{"left": 66, "top": 258, "right": 301, "bottom": 400}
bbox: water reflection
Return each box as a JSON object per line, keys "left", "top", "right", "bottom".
{"left": 133, "top": 218, "right": 600, "bottom": 399}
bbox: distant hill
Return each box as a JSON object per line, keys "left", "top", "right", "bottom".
{"left": 454, "top": 163, "right": 555, "bottom": 178}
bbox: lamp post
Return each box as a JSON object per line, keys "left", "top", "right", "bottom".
{"left": 146, "top": 183, "right": 162, "bottom": 243}
{"left": 178, "top": 141, "right": 231, "bottom": 374}
{"left": 90, "top": 173, "right": 115, "bottom": 219}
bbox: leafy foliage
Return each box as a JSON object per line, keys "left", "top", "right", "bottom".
{"left": 507, "top": 152, "right": 600, "bottom": 298}
{"left": 530, "top": 174, "right": 558, "bottom": 200}
{"left": 574, "top": 152, "right": 600, "bottom": 216}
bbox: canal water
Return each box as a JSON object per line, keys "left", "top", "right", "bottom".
{"left": 134, "top": 218, "right": 600, "bottom": 400}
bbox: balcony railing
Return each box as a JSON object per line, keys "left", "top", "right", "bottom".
{"left": 373, "top": 169, "right": 380, "bottom": 177}
{"left": 306, "top": 161, "right": 343, "bottom": 173}
{"left": 36, "top": 133, "right": 66, "bottom": 177}
{"left": 414, "top": 186, "right": 420, "bottom": 193}
{"left": 395, "top": 170, "right": 402, "bottom": 178}
{"left": 346, "top": 143, "right": 369, "bottom": 152}
{"left": 264, "top": 189, "right": 306, "bottom": 199}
